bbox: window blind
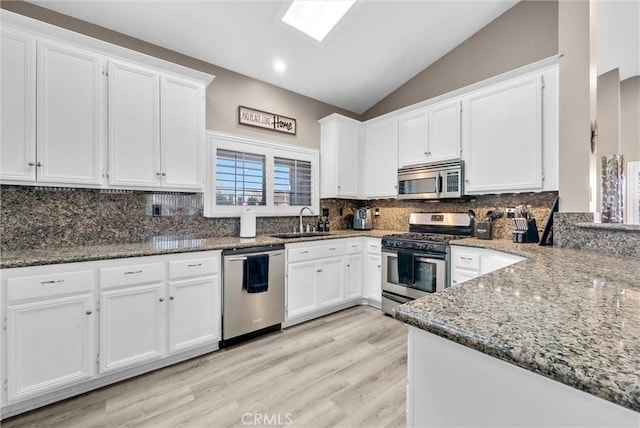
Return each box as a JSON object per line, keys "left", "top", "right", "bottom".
{"left": 216, "top": 149, "right": 266, "bottom": 205}
{"left": 274, "top": 157, "right": 312, "bottom": 206}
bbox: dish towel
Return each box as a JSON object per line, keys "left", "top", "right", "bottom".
{"left": 244, "top": 254, "right": 269, "bottom": 293}
{"left": 397, "top": 251, "right": 415, "bottom": 285}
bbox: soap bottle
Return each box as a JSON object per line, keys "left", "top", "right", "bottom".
{"left": 317, "top": 217, "right": 325, "bottom": 232}
{"left": 324, "top": 217, "right": 330, "bottom": 232}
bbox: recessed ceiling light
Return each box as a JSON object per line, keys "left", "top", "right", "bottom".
{"left": 274, "top": 59, "right": 286, "bottom": 72}
{"left": 281, "top": 0, "right": 356, "bottom": 42}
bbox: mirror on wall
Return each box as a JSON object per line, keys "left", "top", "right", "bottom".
{"left": 596, "top": 0, "right": 640, "bottom": 224}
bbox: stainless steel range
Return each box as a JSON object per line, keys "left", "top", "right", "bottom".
{"left": 381, "top": 212, "right": 472, "bottom": 315}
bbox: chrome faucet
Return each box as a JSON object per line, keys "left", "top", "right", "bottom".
{"left": 299, "top": 206, "right": 314, "bottom": 233}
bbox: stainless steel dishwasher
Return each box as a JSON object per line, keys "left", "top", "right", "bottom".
{"left": 221, "top": 244, "right": 285, "bottom": 345}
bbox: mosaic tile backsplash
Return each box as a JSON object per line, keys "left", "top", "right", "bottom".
{"left": 1, "top": 185, "right": 558, "bottom": 251}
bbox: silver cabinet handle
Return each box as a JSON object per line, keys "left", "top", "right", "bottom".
{"left": 269, "top": 252, "right": 283, "bottom": 257}
{"left": 227, "top": 257, "right": 247, "bottom": 261}
{"left": 300, "top": 250, "right": 309, "bottom": 254}
{"left": 86, "top": 310, "right": 93, "bottom": 315}
{"left": 161, "top": 172, "right": 166, "bottom": 177}
{"left": 329, "top": 247, "right": 337, "bottom": 251}
{"left": 36, "top": 162, "right": 42, "bottom": 167}
{"left": 28, "top": 161, "right": 35, "bottom": 166}
{"left": 317, "top": 269, "right": 323, "bottom": 273}
{"left": 465, "top": 179, "right": 470, "bottom": 183}
{"left": 159, "top": 298, "right": 165, "bottom": 302}
{"left": 170, "top": 296, "right": 174, "bottom": 300}
{"left": 460, "top": 257, "right": 472, "bottom": 261}
{"left": 377, "top": 265, "right": 381, "bottom": 268}
{"left": 156, "top": 172, "right": 162, "bottom": 176}
{"left": 124, "top": 270, "right": 142, "bottom": 275}
{"left": 188, "top": 263, "right": 202, "bottom": 267}
{"left": 41, "top": 279, "right": 64, "bottom": 284}
{"left": 347, "top": 264, "right": 351, "bottom": 268}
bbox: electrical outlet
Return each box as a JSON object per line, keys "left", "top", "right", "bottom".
{"left": 152, "top": 204, "right": 162, "bottom": 217}
{"left": 374, "top": 208, "right": 380, "bottom": 216}
{"left": 505, "top": 207, "right": 516, "bottom": 219}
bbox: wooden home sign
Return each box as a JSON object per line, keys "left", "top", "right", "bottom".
{"left": 238, "top": 106, "right": 296, "bottom": 135}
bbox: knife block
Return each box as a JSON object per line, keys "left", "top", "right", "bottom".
{"left": 476, "top": 221, "right": 492, "bottom": 240}
{"left": 512, "top": 218, "right": 539, "bottom": 243}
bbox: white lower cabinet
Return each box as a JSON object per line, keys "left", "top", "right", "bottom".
{"left": 450, "top": 245, "right": 524, "bottom": 286}
{"left": 4, "top": 268, "right": 96, "bottom": 403}
{"left": 99, "top": 283, "right": 166, "bottom": 373}
{"left": 168, "top": 275, "right": 219, "bottom": 353}
{"left": 286, "top": 238, "right": 379, "bottom": 323}
{"left": 6, "top": 293, "right": 95, "bottom": 402}
{"left": 1, "top": 250, "right": 221, "bottom": 418}
{"left": 364, "top": 238, "right": 382, "bottom": 306}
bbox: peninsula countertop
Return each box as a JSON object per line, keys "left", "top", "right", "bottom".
{"left": 393, "top": 238, "right": 640, "bottom": 413}
{"left": 0, "top": 229, "right": 398, "bottom": 269}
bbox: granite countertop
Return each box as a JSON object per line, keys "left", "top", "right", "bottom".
{"left": 393, "top": 238, "right": 640, "bottom": 413}
{"left": 0, "top": 229, "right": 397, "bottom": 269}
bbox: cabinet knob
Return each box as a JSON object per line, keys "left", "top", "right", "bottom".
{"left": 347, "top": 264, "right": 350, "bottom": 268}
{"left": 317, "top": 269, "right": 323, "bottom": 273}
{"left": 465, "top": 179, "right": 469, "bottom": 183}
{"left": 170, "top": 296, "right": 175, "bottom": 300}
{"left": 28, "top": 161, "right": 35, "bottom": 166}
{"left": 86, "top": 310, "right": 93, "bottom": 315}
{"left": 159, "top": 297, "right": 165, "bottom": 302}
{"left": 156, "top": 172, "right": 162, "bottom": 176}
{"left": 377, "top": 265, "right": 381, "bottom": 268}
{"left": 36, "top": 162, "right": 42, "bottom": 167}
{"left": 161, "top": 172, "right": 166, "bottom": 177}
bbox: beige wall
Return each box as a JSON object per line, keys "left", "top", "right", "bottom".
{"left": 362, "top": 0, "right": 559, "bottom": 120}
{"left": 620, "top": 76, "right": 640, "bottom": 163}
{"left": 1, "top": 1, "right": 357, "bottom": 151}
{"left": 597, "top": 68, "right": 621, "bottom": 157}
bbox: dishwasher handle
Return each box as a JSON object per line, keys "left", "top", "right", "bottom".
{"left": 226, "top": 252, "right": 283, "bottom": 261}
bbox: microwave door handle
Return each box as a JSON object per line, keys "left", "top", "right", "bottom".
{"left": 437, "top": 173, "right": 443, "bottom": 197}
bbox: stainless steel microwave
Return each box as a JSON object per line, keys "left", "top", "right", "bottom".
{"left": 397, "top": 160, "right": 464, "bottom": 200}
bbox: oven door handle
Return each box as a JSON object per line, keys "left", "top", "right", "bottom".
{"left": 382, "top": 291, "right": 413, "bottom": 305}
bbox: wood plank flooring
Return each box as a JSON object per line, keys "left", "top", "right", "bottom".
{"left": 3, "top": 306, "right": 407, "bottom": 428}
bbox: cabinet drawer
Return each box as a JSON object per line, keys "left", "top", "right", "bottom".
{"left": 169, "top": 257, "right": 218, "bottom": 280}
{"left": 288, "top": 243, "right": 346, "bottom": 262}
{"left": 100, "top": 263, "right": 164, "bottom": 289}
{"left": 452, "top": 252, "right": 480, "bottom": 271}
{"left": 366, "top": 240, "right": 381, "bottom": 253}
{"left": 7, "top": 270, "right": 94, "bottom": 303}
{"left": 345, "top": 240, "right": 363, "bottom": 254}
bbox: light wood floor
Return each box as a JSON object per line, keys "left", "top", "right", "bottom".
{"left": 3, "top": 306, "right": 408, "bottom": 428}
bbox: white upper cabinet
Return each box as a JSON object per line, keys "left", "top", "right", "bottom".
{"left": 320, "top": 114, "right": 361, "bottom": 198}
{"left": 462, "top": 75, "right": 543, "bottom": 193}
{"left": 160, "top": 75, "right": 205, "bottom": 190}
{"left": 362, "top": 119, "right": 398, "bottom": 198}
{"left": 0, "top": 32, "right": 105, "bottom": 185}
{"left": 397, "top": 100, "right": 461, "bottom": 168}
{"left": 398, "top": 108, "right": 429, "bottom": 167}
{"left": 0, "top": 14, "right": 213, "bottom": 191}
{"left": 108, "top": 60, "right": 161, "bottom": 187}
{"left": 427, "top": 99, "right": 461, "bottom": 163}
{"left": 109, "top": 60, "right": 205, "bottom": 191}
{"left": 37, "top": 40, "right": 105, "bottom": 185}
{"left": 0, "top": 29, "right": 36, "bottom": 182}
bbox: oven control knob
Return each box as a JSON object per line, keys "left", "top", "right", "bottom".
{"left": 427, "top": 244, "right": 434, "bottom": 250}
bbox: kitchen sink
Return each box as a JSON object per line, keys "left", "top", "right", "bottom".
{"left": 270, "top": 232, "right": 333, "bottom": 239}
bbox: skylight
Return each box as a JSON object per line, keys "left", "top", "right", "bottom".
{"left": 281, "top": 0, "right": 356, "bottom": 42}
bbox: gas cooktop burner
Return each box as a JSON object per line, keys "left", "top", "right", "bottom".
{"left": 382, "top": 233, "right": 468, "bottom": 243}
{"left": 382, "top": 212, "right": 473, "bottom": 252}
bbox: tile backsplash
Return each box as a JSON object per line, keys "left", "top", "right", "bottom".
{"left": 1, "top": 185, "right": 558, "bottom": 251}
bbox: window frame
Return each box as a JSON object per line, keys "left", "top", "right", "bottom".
{"left": 205, "top": 131, "right": 319, "bottom": 217}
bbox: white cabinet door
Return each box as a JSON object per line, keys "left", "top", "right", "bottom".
{"left": 427, "top": 100, "right": 461, "bottom": 163}
{"left": 317, "top": 257, "right": 345, "bottom": 308}
{"left": 462, "top": 76, "right": 542, "bottom": 193}
{"left": 363, "top": 120, "right": 398, "bottom": 198}
{"left": 365, "top": 254, "right": 382, "bottom": 304}
{"left": 287, "top": 260, "right": 318, "bottom": 319}
{"left": 451, "top": 267, "right": 479, "bottom": 286}
{"left": 335, "top": 121, "right": 360, "bottom": 198}
{"left": 345, "top": 253, "right": 363, "bottom": 300}
{"left": 37, "top": 40, "right": 104, "bottom": 185}
{"left": 0, "top": 29, "right": 36, "bottom": 182}
{"left": 108, "top": 60, "right": 160, "bottom": 187}
{"left": 100, "top": 283, "right": 166, "bottom": 373}
{"left": 160, "top": 75, "right": 204, "bottom": 190}
{"left": 398, "top": 109, "right": 429, "bottom": 167}
{"left": 6, "top": 294, "right": 95, "bottom": 402}
{"left": 168, "top": 275, "right": 219, "bottom": 353}
{"left": 320, "top": 115, "right": 361, "bottom": 198}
